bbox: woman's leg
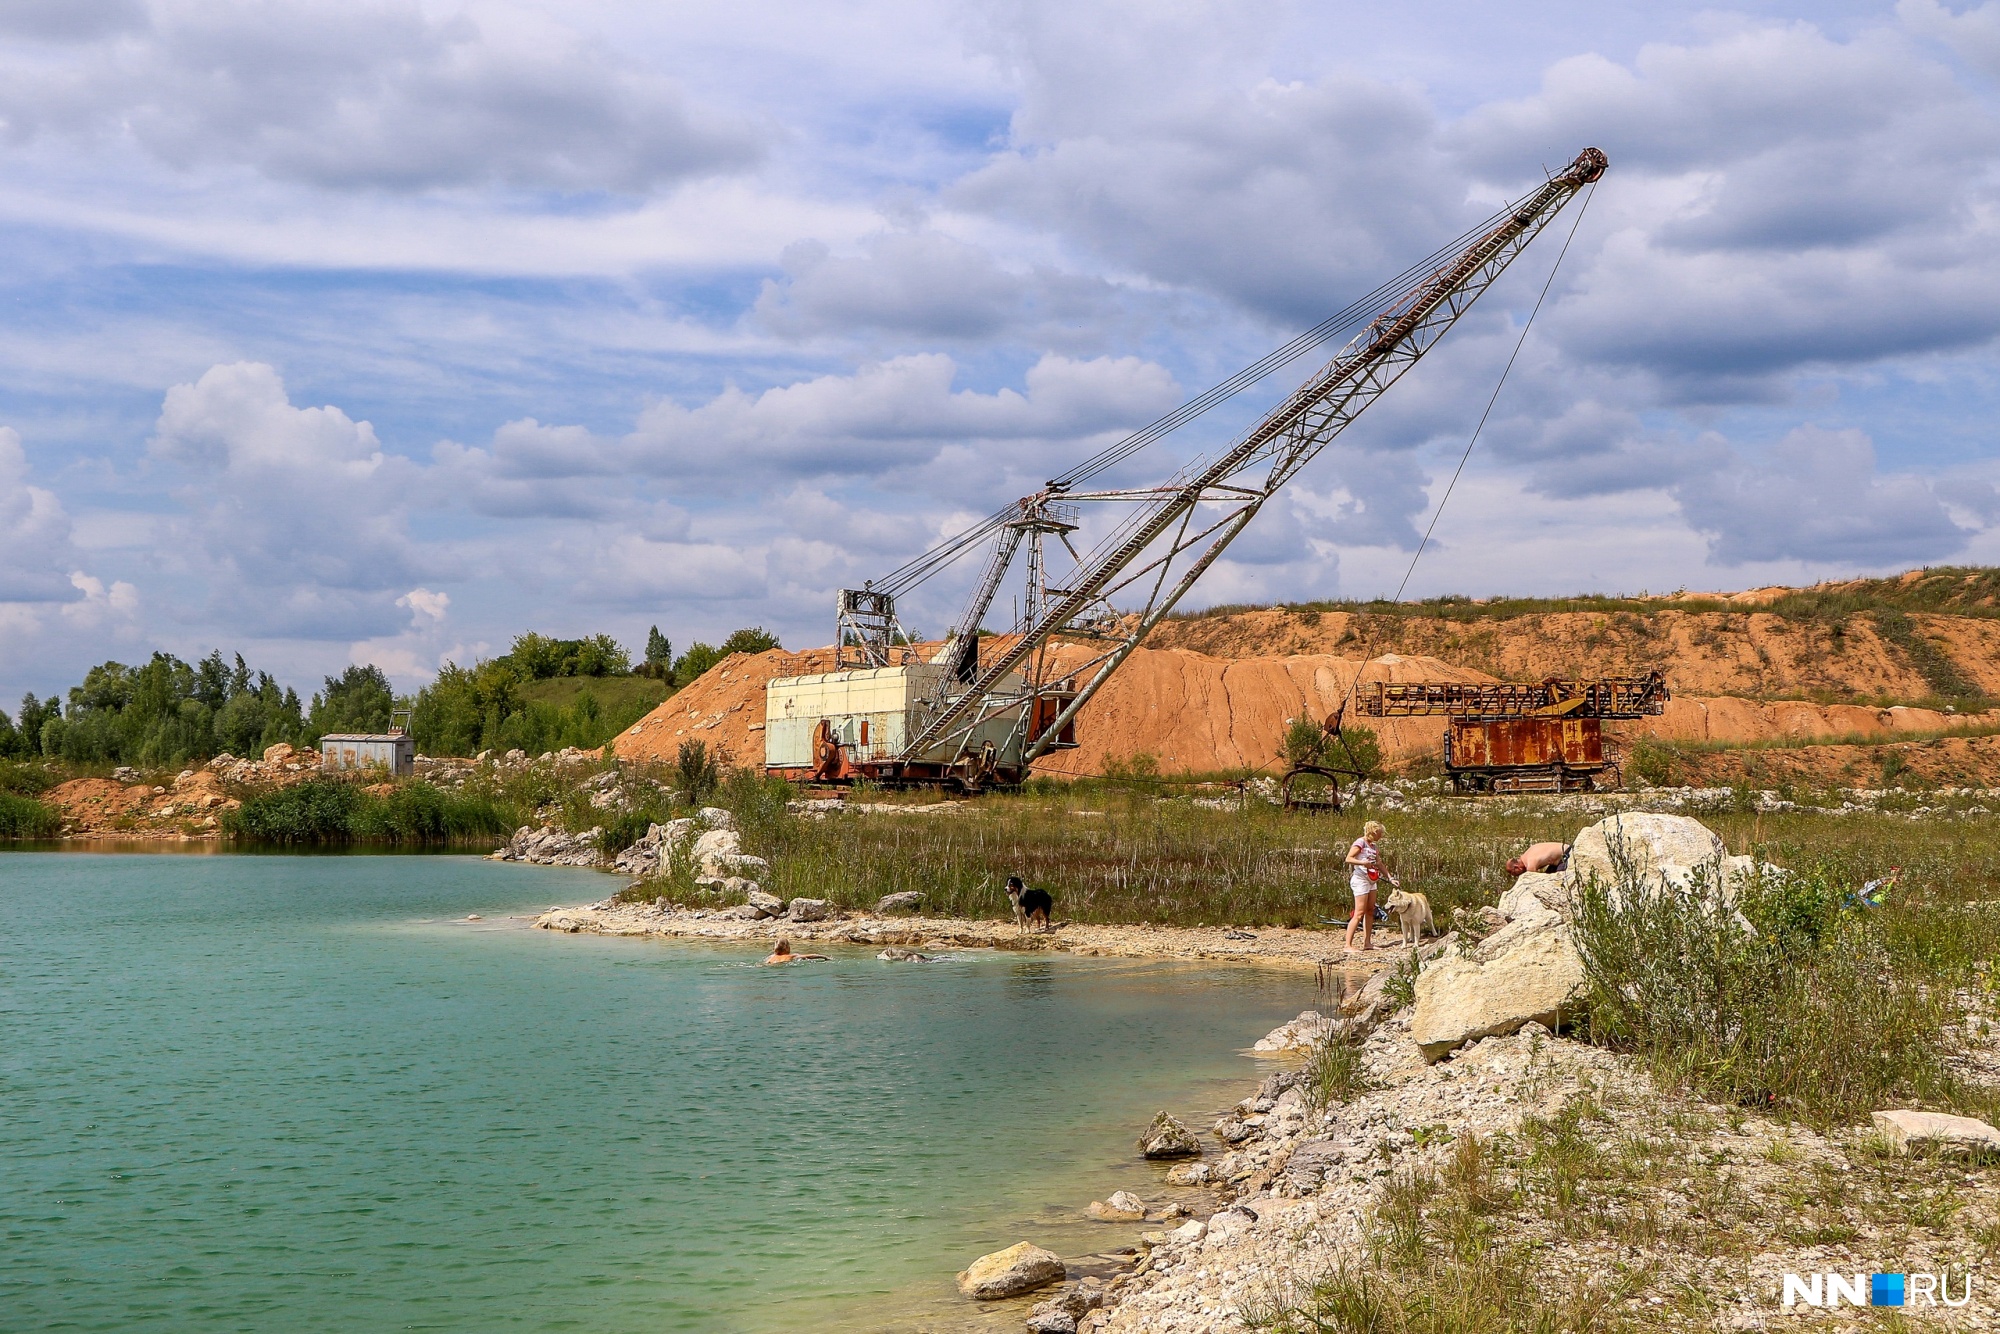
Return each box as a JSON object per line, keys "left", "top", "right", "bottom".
{"left": 1345, "top": 890, "right": 1374, "bottom": 951}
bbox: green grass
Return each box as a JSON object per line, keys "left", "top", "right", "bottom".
{"left": 669, "top": 774, "right": 2000, "bottom": 930}
{"left": 223, "top": 779, "right": 512, "bottom": 846}
{"left": 0, "top": 790, "right": 60, "bottom": 838}
{"left": 1245, "top": 1127, "right": 1639, "bottom": 1334}
{"left": 1869, "top": 608, "right": 1988, "bottom": 707}
{"left": 1180, "top": 565, "right": 2000, "bottom": 625}
{"left": 1570, "top": 850, "right": 1997, "bottom": 1128}
{"left": 512, "top": 675, "right": 670, "bottom": 714}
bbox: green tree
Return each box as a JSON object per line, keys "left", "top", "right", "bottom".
{"left": 1279, "top": 715, "right": 1331, "bottom": 768}
{"left": 645, "top": 626, "right": 671, "bottom": 668}
{"left": 18, "top": 694, "right": 58, "bottom": 756}
{"left": 671, "top": 641, "right": 722, "bottom": 685}
{"left": 720, "top": 627, "right": 780, "bottom": 655}
{"left": 309, "top": 664, "right": 394, "bottom": 740}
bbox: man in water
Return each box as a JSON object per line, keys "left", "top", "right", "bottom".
{"left": 1505, "top": 842, "right": 1571, "bottom": 877}
{"left": 763, "top": 938, "right": 829, "bottom": 965}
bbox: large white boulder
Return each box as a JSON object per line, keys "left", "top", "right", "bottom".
{"left": 1409, "top": 912, "right": 1583, "bottom": 1062}
{"left": 1496, "top": 871, "right": 1568, "bottom": 922}
{"left": 691, "top": 828, "right": 742, "bottom": 861}
{"left": 1567, "top": 812, "right": 1724, "bottom": 890}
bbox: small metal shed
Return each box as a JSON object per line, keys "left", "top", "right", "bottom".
{"left": 319, "top": 732, "right": 415, "bottom": 777}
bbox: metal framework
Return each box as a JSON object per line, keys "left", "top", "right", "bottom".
{"left": 828, "top": 148, "right": 1608, "bottom": 784}
{"left": 1357, "top": 671, "right": 1668, "bottom": 794}
{"left": 1360, "top": 673, "right": 1669, "bottom": 722}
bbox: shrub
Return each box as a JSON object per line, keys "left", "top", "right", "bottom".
{"left": 1334, "top": 725, "right": 1383, "bottom": 779}
{"left": 1570, "top": 846, "right": 1968, "bottom": 1126}
{"left": 676, "top": 740, "right": 720, "bottom": 803}
{"left": 224, "top": 779, "right": 362, "bottom": 843}
{"left": 0, "top": 791, "right": 60, "bottom": 838}
{"left": 1301, "top": 1028, "right": 1371, "bottom": 1110}
{"left": 1279, "top": 716, "right": 1331, "bottom": 768}
{"left": 224, "top": 779, "right": 506, "bottom": 846}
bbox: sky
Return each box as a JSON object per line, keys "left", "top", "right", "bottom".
{"left": 7, "top": 0, "right": 2000, "bottom": 704}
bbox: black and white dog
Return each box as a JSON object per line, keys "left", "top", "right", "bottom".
{"left": 1005, "top": 875, "right": 1053, "bottom": 931}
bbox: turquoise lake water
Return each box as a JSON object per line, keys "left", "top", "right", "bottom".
{"left": 1, "top": 852, "right": 1314, "bottom": 1331}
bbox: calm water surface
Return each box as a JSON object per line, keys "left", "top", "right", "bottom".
{"left": 1, "top": 852, "right": 1313, "bottom": 1331}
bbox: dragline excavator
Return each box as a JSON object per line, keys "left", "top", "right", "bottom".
{"left": 762, "top": 147, "right": 1610, "bottom": 790}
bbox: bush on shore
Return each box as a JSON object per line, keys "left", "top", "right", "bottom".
{"left": 1570, "top": 853, "right": 1990, "bottom": 1127}
{"left": 223, "top": 779, "right": 509, "bottom": 846}
{"left": 0, "top": 791, "right": 60, "bottom": 838}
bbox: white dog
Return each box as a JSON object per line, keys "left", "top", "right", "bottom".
{"left": 1384, "top": 889, "right": 1433, "bottom": 946}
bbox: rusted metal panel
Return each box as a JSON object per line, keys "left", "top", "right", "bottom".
{"left": 1447, "top": 717, "right": 1605, "bottom": 769}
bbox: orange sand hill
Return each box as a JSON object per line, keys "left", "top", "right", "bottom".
{"left": 1145, "top": 607, "right": 2000, "bottom": 702}
{"left": 1623, "top": 698, "right": 1980, "bottom": 748}
{"left": 610, "top": 644, "right": 1490, "bottom": 776}
{"left": 611, "top": 640, "right": 2000, "bottom": 780}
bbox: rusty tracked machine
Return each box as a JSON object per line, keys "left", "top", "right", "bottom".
{"left": 762, "top": 149, "right": 1610, "bottom": 790}
{"left": 1356, "top": 672, "right": 1669, "bottom": 793}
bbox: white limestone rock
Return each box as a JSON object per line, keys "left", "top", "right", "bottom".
{"left": 1409, "top": 912, "right": 1584, "bottom": 1062}
{"left": 1872, "top": 1109, "right": 2000, "bottom": 1153}
{"left": 956, "top": 1241, "right": 1065, "bottom": 1300}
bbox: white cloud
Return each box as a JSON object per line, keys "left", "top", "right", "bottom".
{"left": 625, "top": 351, "right": 1179, "bottom": 487}
{"left": 59, "top": 570, "right": 140, "bottom": 627}
{"left": 0, "top": 426, "right": 83, "bottom": 601}
{"left": 147, "top": 361, "right": 430, "bottom": 632}
{"left": 1673, "top": 425, "right": 1972, "bottom": 565}
{"left": 398, "top": 587, "right": 449, "bottom": 623}
{"left": 0, "top": 1, "right": 762, "bottom": 194}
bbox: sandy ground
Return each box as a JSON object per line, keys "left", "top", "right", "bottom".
{"left": 529, "top": 901, "right": 1410, "bottom": 970}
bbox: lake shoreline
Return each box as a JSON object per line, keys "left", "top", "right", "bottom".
{"left": 528, "top": 898, "right": 1417, "bottom": 971}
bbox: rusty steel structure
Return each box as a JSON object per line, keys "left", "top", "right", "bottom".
{"left": 1357, "top": 671, "right": 1669, "bottom": 793}
{"left": 769, "top": 148, "right": 1608, "bottom": 789}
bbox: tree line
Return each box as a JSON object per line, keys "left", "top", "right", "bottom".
{"left": 1, "top": 624, "right": 784, "bottom": 767}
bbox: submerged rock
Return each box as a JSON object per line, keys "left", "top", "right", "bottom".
{"left": 956, "top": 1241, "right": 1065, "bottom": 1299}
{"left": 1137, "top": 1111, "right": 1201, "bottom": 1159}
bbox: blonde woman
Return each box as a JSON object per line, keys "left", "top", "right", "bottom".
{"left": 1343, "top": 820, "right": 1396, "bottom": 952}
